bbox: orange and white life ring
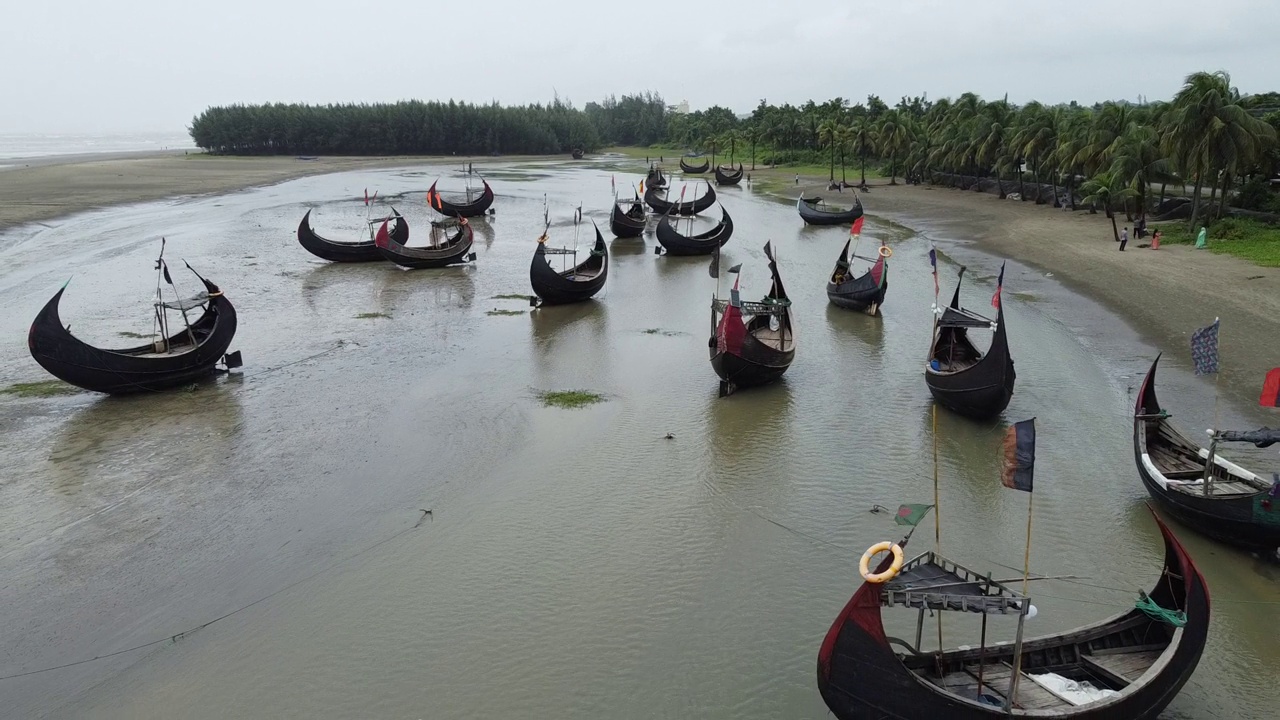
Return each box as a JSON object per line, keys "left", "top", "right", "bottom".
{"left": 859, "top": 541, "right": 904, "bottom": 583}
{"left": 878, "top": 245, "right": 893, "bottom": 258}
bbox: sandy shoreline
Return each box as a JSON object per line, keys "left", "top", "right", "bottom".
{"left": 2, "top": 153, "right": 1275, "bottom": 407}
{"left": 0, "top": 152, "right": 548, "bottom": 231}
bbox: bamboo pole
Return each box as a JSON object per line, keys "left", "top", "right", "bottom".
{"left": 1005, "top": 491, "right": 1035, "bottom": 712}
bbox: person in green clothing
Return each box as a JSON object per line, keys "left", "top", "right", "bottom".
{"left": 1195, "top": 226, "right": 1207, "bottom": 249}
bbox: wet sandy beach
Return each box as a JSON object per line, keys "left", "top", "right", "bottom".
{"left": 1, "top": 157, "right": 1277, "bottom": 719}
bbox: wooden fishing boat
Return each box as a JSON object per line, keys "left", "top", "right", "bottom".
{"left": 680, "top": 155, "right": 709, "bottom": 174}
{"left": 818, "top": 508, "right": 1209, "bottom": 719}
{"left": 530, "top": 222, "right": 608, "bottom": 306}
{"left": 645, "top": 182, "right": 717, "bottom": 216}
{"left": 28, "top": 255, "right": 241, "bottom": 394}
{"left": 427, "top": 179, "right": 495, "bottom": 218}
{"left": 374, "top": 217, "right": 476, "bottom": 269}
{"left": 610, "top": 194, "right": 648, "bottom": 238}
{"left": 798, "top": 194, "right": 864, "bottom": 226}
{"left": 655, "top": 205, "right": 733, "bottom": 256}
{"left": 647, "top": 164, "right": 668, "bottom": 190}
{"left": 710, "top": 242, "right": 794, "bottom": 397}
{"left": 571, "top": 148, "right": 585, "bottom": 159}
{"left": 827, "top": 238, "right": 888, "bottom": 313}
{"left": 1133, "top": 354, "right": 1280, "bottom": 554}
{"left": 924, "top": 269, "right": 1015, "bottom": 419}
{"left": 714, "top": 164, "right": 744, "bottom": 186}
{"left": 297, "top": 208, "right": 408, "bottom": 262}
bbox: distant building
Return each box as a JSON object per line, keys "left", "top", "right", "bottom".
{"left": 666, "top": 100, "right": 690, "bottom": 115}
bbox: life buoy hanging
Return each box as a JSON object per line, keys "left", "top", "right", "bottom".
{"left": 859, "top": 541, "right": 904, "bottom": 583}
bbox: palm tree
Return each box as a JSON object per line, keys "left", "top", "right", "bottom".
{"left": 1106, "top": 124, "right": 1165, "bottom": 221}
{"left": 875, "top": 109, "right": 909, "bottom": 184}
{"left": 1080, "top": 171, "right": 1135, "bottom": 241}
{"left": 1053, "top": 110, "right": 1091, "bottom": 210}
{"left": 1164, "top": 71, "right": 1277, "bottom": 229}
{"left": 1012, "top": 102, "right": 1058, "bottom": 203}
{"left": 742, "top": 126, "right": 760, "bottom": 170}
{"left": 850, "top": 117, "right": 873, "bottom": 186}
{"left": 835, "top": 125, "right": 855, "bottom": 184}
{"left": 817, "top": 119, "right": 841, "bottom": 182}
{"left": 974, "top": 98, "right": 1014, "bottom": 198}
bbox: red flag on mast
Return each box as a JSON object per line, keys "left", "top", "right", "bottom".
{"left": 850, "top": 216, "right": 865, "bottom": 236}
{"left": 363, "top": 188, "right": 369, "bottom": 206}
{"left": 991, "top": 261, "right": 1006, "bottom": 309}
{"left": 1262, "top": 368, "right": 1280, "bottom": 407}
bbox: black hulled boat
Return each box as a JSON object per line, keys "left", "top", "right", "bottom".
{"left": 710, "top": 242, "right": 794, "bottom": 397}
{"left": 530, "top": 222, "right": 609, "bottom": 306}
{"left": 827, "top": 239, "right": 888, "bottom": 313}
{"left": 1134, "top": 354, "right": 1280, "bottom": 554}
{"left": 646, "top": 164, "right": 668, "bottom": 190}
{"left": 655, "top": 205, "right": 733, "bottom": 256}
{"left": 374, "top": 217, "right": 476, "bottom": 269}
{"left": 714, "top": 164, "right": 744, "bottom": 186}
{"left": 818, "top": 508, "right": 1209, "bottom": 720}
{"left": 798, "top": 193, "right": 864, "bottom": 226}
{"left": 610, "top": 194, "right": 648, "bottom": 238}
{"left": 680, "top": 155, "right": 709, "bottom": 174}
{"left": 297, "top": 208, "right": 408, "bottom": 262}
{"left": 925, "top": 268, "right": 1015, "bottom": 420}
{"left": 427, "top": 179, "right": 495, "bottom": 218}
{"left": 645, "top": 182, "right": 717, "bottom": 216}
{"left": 28, "top": 252, "right": 241, "bottom": 394}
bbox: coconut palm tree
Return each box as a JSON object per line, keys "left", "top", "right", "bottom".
{"left": 817, "top": 118, "right": 841, "bottom": 182}
{"left": 836, "top": 125, "right": 855, "bottom": 184}
{"left": 1053, "top": 109, "right": 1091, "bottom": 210}
{"left": 1080, "top": 171, "right": 1136, "bottom": 241}
{"left": 1012, "top": 102, "right": 1057, "bottom": 203}
{"left": 1164, "top": 70, "right": 1277, "bottom": 229}
{"left": 1106, "top": 124, "right": 1166, "bottom": 220}
{"left": 875, "top": 109, "right": 910, "bottom": 184}
{"left": 742, "top": 126, "right": 760, "bottom": 170}
{"left": 974, "top": 98, "right": 1015, "bottom": 198}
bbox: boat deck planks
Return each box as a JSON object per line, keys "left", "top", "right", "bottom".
{"left": 1084, "top": 649, "right": 1163, "bottom": 684}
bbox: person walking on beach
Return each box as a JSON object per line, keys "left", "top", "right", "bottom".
{"left": 795, "top": 174, "right": 799, "bottom": 185}
{"left": 1152, "top": 230, "right": 1161, "bottom": 249}
{"left": 1119, "top": 227, "right": 1129, "bottom": 251}
{"left": 1195, "top": 226, "right": 1207, "bottom": 249}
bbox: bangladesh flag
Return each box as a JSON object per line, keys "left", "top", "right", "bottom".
{"left": 895, "top": 504, "right": 933, "bottom": 527}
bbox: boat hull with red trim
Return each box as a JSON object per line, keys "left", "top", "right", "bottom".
{"left": 375, "top": 218, "right": 476, "bottom": 269}
{"left": 428, "top": 179, "right": 495, "bottom": 218}
{"left": 817, "top": 510, "right": 1209, "bottom": 720}
{"left": 297, "top": 208, "right": 408, "bottom": 262}
{"left": 1133, "top": 355, "right": 1280, "bottom": 553}
{"left": 709, "top": 243, "right": 794, "bottom": 396}
{"left": 827, "top": 239, "right": 888, "bottom": 311}
{"left": 28, "top": 278, "right": 238, "bottom": 394}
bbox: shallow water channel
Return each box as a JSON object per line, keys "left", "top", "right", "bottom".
{"left": 1, "top": 158, "right": 1276, "bottom": 718}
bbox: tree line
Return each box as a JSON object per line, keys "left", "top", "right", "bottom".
{"left": 666, "top": 72, "right": 1279, "bottom": 233}
{"left": 191, "top": 72, "right": 1278, "bottom": 231}
{"left": 190, "top": 98, "right": 602, "bottom": 156}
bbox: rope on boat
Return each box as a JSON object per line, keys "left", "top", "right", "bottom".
{"left": 1135, "top": 591, "right": 1188, "bottom": 627}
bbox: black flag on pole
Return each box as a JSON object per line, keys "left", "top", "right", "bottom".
{"left": 1000, "top": 418, "right": 1036, "bottom": 492}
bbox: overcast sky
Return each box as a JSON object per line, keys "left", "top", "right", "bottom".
{"left": 3, "top": 0, "right": 1277, "bottom": 135}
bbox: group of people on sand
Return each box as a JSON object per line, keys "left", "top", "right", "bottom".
{"left": 1117, "top": 219, "right": 1209, "bottom": 252}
